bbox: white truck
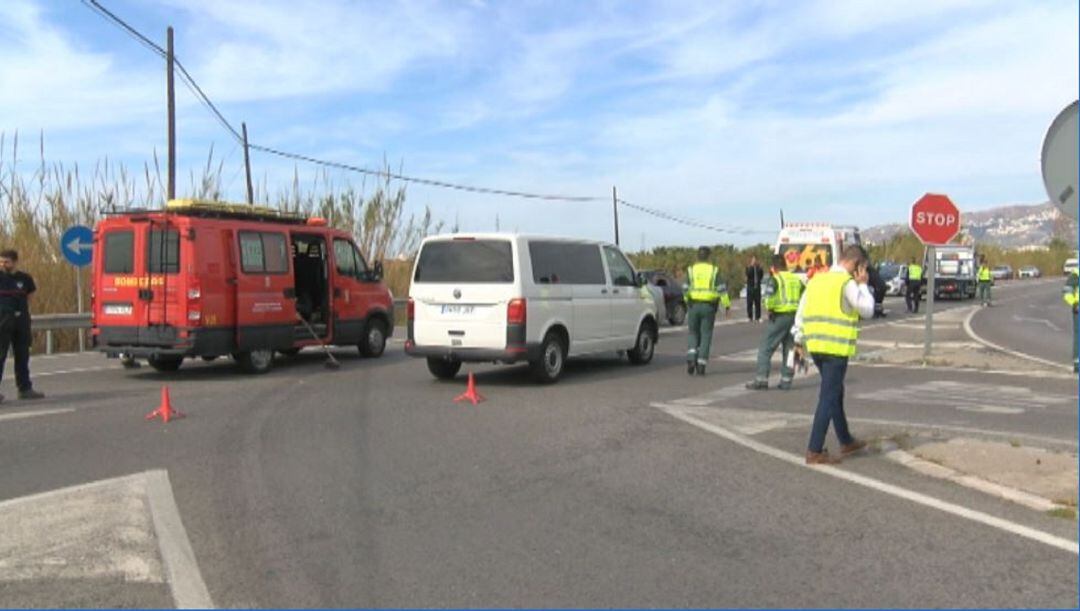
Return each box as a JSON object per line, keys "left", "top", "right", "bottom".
{"left": 928, "top": 245, "right": 977, "bottom": 300}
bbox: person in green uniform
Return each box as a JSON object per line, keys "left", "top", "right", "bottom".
{"left": 1064, "top": 268, "right": 1079, "bottom": 373}
{"left": 977, "top": 255, "right": 993, "bottom": 306}
{"left": 746, "top": 254, "right": 804, "bottom": 390}
{"left": 683, "top": 247, "right": 731, "bottom": 376}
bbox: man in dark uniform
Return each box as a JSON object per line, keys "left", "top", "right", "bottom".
{"left": 0, "top": 250, "right": 44, "bottom": 403}
{"left": 745, "top": 255, "right": 764, "bottom": 323}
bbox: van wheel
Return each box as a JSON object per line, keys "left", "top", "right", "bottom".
{"left": 427, "top": 357, "right": 462, "bottom": 380}
{"left": 236, "top": 349, "right": 274, "bottom": 374}
{"left": 147, "top": 355, "right": 183, "bottom": 372}
{"left": 668, "top": 302, "right": 687, "bottom": 326}
{"left": 530, "top": 332, "right": 566, "bottom": 384}
{"left": 359, "top": 319, "right": 388, "bottom": 358}
{"left": 627, "top": 322, "right": 657, "bottom": 365}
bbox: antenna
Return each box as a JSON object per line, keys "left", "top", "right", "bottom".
{"left": 780, "top": 209, "right": 786, "bottom": 228}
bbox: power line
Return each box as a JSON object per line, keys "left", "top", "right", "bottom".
{"left": 82, "top": 0, "right": 776, "bottom": 230}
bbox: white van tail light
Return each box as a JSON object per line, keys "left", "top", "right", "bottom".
{"left": 507, "top": 298, "right": 526, "bottom": 325}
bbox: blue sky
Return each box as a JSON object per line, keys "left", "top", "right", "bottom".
{"left": 1, "top": 0, "right": 1077, "bottom": 248}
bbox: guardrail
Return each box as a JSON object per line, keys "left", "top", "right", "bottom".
{"left": 28, "top": 300, "right": 409, "bottom": 355}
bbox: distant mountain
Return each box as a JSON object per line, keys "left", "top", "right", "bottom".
{"left": 862, "top": 202, "right": 1077, "bottom": 249}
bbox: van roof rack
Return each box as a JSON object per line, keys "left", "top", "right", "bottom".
{"left": 165, "top": 199, "right": 309, "bottom": 224}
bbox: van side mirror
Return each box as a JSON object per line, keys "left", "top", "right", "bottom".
{"left": 373, "top": 261, "right": 384, "bottom": 281}
{"left": 635, "top": 272, "right": 647, "bottom": 287}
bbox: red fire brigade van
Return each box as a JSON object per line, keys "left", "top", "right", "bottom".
{"left": 91, "top": 199, "right": 394, "bottom": 374}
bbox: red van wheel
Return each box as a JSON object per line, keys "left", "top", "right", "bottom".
{"left": 235, "top": 349, "right": 274, "bottom": 374}
{"left": 359, "top": 319, "right": 388, "bottom": 358}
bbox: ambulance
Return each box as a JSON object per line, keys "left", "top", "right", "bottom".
{"left": 91, "top": 200, "right": 395, "bottom": 373}
{"left": 773, "top": 223, "right": 863, "bottom": 279}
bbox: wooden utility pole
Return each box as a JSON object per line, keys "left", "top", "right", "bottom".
{"left": 612, "top": 186, "right": 620, "bottom": 246}
{"left": 166, "top": 26, "right": 176, "bottom": 201}
{"left": 242, "top": 122, "right": 254, "bottom": 205}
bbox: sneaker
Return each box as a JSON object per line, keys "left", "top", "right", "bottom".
{"left": 687, "top": 362, "right": 696, "bottom": 375}
{"left": 778, "top": 381, "right": 792, "bottom": 390}
{"left": 695, "top": 363, "right": 706, "bottom": 376}
{"left": 744, "top": 380, "right": 768, "bottom": 390}
{"left": 18, "top": 389, "right": 44, "bottom": 400}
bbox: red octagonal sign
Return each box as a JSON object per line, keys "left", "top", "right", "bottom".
{"left": 910, "top": 193, "right": 960, "bottom": 246}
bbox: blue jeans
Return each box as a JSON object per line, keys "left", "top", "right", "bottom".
{"left": 808, "top": 354, "right": 854, "bottom": 453}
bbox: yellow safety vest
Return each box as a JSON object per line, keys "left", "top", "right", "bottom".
{"left": 686, "top": 263, "right": 720, "bottom": 303}
{"left": 766, "top": 270, "right": 803, "bottom": 314}
{"left": 802, "top": 271, "right": 860, "bottom": 358}
{"left": 908, "top": 264, "right": 923, "bottom": 281}
{"left": 1064, "top": 269, "right": 1079, "bottom": 308}
{"left": 978, "top": 266, "right": 992, "bottom": 282}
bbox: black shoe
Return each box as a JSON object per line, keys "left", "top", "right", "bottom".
{"left": 745, "top": 380, "right": 768, "bottom": 390}
{"left": 778, "top": 381, "right": 792, "bottom": 390}
{"left": 696, "top": 363, "right": 706, "bottom": 376}
{"left": 687, "top": 362, "right": 696, "bottom": 375}
{"left": 19, "top": 389, "right": 44, "bottom": 400}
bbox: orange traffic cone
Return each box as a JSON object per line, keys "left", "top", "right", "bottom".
{"left": 146, "top": 385, "right": 185, "bottom": 423}
{"left": 453, "top": 372, "right": 486, "bottom": 405}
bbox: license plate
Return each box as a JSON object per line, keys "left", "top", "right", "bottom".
{"left": 440, "top": 305, "right": 474, "bottom": 315}
{"left": 104, "top": 303, "right": 133, "bottom": 316}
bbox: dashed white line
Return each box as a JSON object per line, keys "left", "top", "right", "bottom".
{"left": 654, "top": 403, "right": 1080, "bottom": 556}
{"left": 0, "top": 408, "right": 75, "bottom": 422}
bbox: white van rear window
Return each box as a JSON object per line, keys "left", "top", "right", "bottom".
{"left": 415, "top": 240, "right": 514, "bottom": 283}
{"left": 778, "top": 243, "right": 832, "bottom": 273}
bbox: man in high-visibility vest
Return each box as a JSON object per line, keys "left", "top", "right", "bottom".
{"left": 683, "top": 247, "right": 731, "bottom": 376}
{"left": 977, "top": 255, "right": 993, "bottom": 306}
{"left": 792, "top": 245, "right": 875, "bottom": 465}
{"left": 1064, "top": 268, "right": 1079, "bottom": 373}
{"left": 904, "top": 257, "right": 924, "bottom": 313}
{"left": 746, "top": 254, "right": 803, "bottom": 390}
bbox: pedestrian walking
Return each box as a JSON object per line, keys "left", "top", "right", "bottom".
{"left": 1064, "top": 268, "right": 1078, "bottom": 373}
{"left": 904, "top": 257, "right": 923, "bottom": 313}
{"left": 745, "top": 254, "right": 803, "bottom": 390}
{"left": 792, "top": 245, "right": 874, "bottom": 464}
{"left": 683, "top": 247, "right": 731, "bottom": 376}
{"left": 0, "top": 249, "right": 45, "bottom": 404}
{"left": 745, "top": 255, "right": 764, "bottom": 323}
{"left": 977, "top": 256, "right": 993, "bottom": 306}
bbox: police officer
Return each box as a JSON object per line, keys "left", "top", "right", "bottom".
{"left": 0, "top": 250, "right": 44, "bottom": 403}
{"left": 683, "top": 247, "right": 731, "bottom": 376}
{"left": 977, "top": 255, "right": 993, "bottom": 306}
{"left": 1064, "top": 268, "right": 1078, "bottom": 373}
{"left": 904, "top": 257, "right": 923, "bottom": 313}
{"left": 746, "top": 254, "right": 803, "bottom": 390}
{"left": 792, "top": 245, "right": 874, "bottom": 464}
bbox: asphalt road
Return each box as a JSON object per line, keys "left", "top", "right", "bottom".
{"left": 968, "top": 277, "right": 1075, "bottom": 367}
{"left": 0, "top": 281, "right": 1076, "bottom": 608}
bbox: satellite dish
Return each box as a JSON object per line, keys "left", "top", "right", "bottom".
{"left": 1041, "top": 100, "right": 1079, "bottom": 221}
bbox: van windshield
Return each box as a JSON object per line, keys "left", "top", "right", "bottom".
{"left": 414, "top": 240, "right": 514, "bottom": 283}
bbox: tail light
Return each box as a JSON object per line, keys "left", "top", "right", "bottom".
{"left": 186, "top": 277, "right": 201, "bottom": 325}
{"left": 407, "top": 297, "right": 415, "bottom": 321}
{"left": 507, "top": 298, "right": 526, "bottom": 325}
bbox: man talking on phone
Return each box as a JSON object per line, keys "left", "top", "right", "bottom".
{"left": 792, "top": 245, "right": 874, "bottom": 465}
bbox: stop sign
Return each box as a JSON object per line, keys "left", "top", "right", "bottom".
{"left": 910, "top": 193, "right": 960, "bottom": 245}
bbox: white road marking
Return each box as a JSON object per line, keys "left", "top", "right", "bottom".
{"left": 855, "top": 380, "right": 1073, "bottom": 412}
{"left": 963, "top": 306, "right": 1072, "bottom": 371}
{"left": 33, "top": 366, "right": 115, "bottom": 378}
{"left": 145, "top": 470, "right": 215, "bottom": 609}
{"left": 0, "top": 408, "right": 75, "bottom": 422}
{"left": 654, "top": 403, "right": 1080, "bottom": 555}
{"left": 1011, "top": 314, "right": 1063, "bottom": 332}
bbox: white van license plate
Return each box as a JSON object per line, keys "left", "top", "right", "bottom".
{"left": 104, "top": 304, "right": 133, "bottom": 316}
{"left": 440, "top": 305, "right": 475, "bottom": 316}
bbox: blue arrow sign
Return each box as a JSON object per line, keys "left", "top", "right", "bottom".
{"left": 61, "top": 225, "right": 94, "bottom": 267}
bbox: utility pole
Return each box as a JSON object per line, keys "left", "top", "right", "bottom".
{"left": 166, "top": 26, "right": 176, "bottom": 201}
{"left": 242, "top": 122, "right": 254, "bottom": 205}
{"left": 612, "top": 186, "right": 620, "bottom": 246}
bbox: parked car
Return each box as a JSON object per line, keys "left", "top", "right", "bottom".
{"left": 1018, "top": 266, "right": 1041, "bottom": 279}
{"left": 92, "top": 199, "right": 395, "bottom": 374}
{"left": 1063, "top": 258, "right": 1078, "bottom": 276}
{"left": 640, "top": 270, "right": 685, "bottom": 325}
{"left": 990, "top": 265, "right": 1013, "bottom": 280}
{"left": 406, "top": 234, "right": 660, "bottom": 384}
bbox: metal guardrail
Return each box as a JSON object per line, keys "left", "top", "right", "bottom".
{"left": 28, "top": 301, "right": 409, "bottom": 355}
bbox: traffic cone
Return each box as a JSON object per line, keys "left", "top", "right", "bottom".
{"left": 453, "top": 372, "right": 486, "bottom": 405}
{"left": 146, "top": 385, "right": 185, "bottom": 423}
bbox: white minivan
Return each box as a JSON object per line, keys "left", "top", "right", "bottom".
{"left": 405, "top": 234, "right": 659, "bottom": 383}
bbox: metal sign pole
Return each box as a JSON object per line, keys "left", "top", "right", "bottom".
{"left": 76, "top": 267, "right": 85, "bottom": 352}
{"left": 924, "top": 245, "right": 935, "bottom": 359}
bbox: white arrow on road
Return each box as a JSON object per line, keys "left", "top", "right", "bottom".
{"left": 64, "top": 237, "right": 93, "bottom": 257}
